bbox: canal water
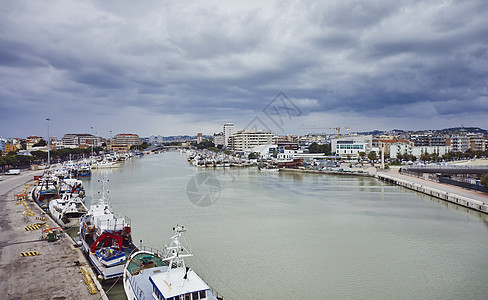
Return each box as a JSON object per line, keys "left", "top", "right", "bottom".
{"left": 82, "top": 151, "right": 488, "bottom": 299}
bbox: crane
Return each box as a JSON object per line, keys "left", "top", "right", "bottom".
{"left": 299, "top": 125, "right": 350, "bottom": 138}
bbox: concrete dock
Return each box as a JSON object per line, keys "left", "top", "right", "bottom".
{"left": 0, "top": 171, "right": 108, "bottom": 300}
{"left": 376, "top": 169, "right": 488, "bottom": 214}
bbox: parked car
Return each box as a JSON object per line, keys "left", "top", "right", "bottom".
{"left": 6, "top": 169, "right": 21, "bottom": 175}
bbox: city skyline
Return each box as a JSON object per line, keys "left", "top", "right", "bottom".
{"left": 1, "top": 1, "right": 487, "bottom": 138}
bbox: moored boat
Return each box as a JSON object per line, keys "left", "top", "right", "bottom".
{"left": 31, "top": 174, "right": 59, "bottom": 210}
{"left": 49, "top": 193, "right": 87, "bottom": 228}
{"left": 79, "top": 181, "right": 137, "bottom": 281}
{"left": 123, "top": 225, "right": 223, "bottom": 300}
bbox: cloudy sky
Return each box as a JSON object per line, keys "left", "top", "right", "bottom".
{"left": 1, "top": 0, "right": 487, "bottom": 138}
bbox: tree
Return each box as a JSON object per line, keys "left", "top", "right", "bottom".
{"left": 248, "top": 152, "right": 258, "bottom": 159}
{"left": 33, "top": 140, "right": 47, "bottom": 147}
{"left": 368, "top": 151, "right": 377, "bottom": 165}
{"left": 480, "top": 174, "right": 488, "bottom": 187}
{"left": 308, "top": 142, "right": 320, "bottom": 153}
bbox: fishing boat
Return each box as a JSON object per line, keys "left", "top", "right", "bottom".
{"left": 123, "top": 225, "right": 223, "bottom": 300}
{"left": 49, "top": 193, "right": 87, "bottom": 228}
{"left": 58, "top": 178, "right": 85, "bottom": 199}
{"left": 31, "top": 174, "right": 59, "bottom": 210}
{"left": 79, "top": 180, "right": 137, "bottom": 281}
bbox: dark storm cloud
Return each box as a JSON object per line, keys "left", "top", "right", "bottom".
{"left": 1, "top": 0, "right": 487, "bottom": 137}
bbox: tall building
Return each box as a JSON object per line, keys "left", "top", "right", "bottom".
{"left": 229, "top": 130, "right": 274, "bottom": 151}
{"left": 113, "top": 134, "right": 142, "bottom": 146}
{"left": 223, "top": 123, "right": 234, "bottom": 148}
{"left": 197, "top": 133, "right": 203, "bottom": 144}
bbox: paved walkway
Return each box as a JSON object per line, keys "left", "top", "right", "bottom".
{"left": 0, "top": 170, "right": 104, "bottom": 300}
{"left": 378, "top": 168, "right": 488, "bottom": 203}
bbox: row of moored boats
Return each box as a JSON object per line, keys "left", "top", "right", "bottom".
{"left": 30, "top": 162, "right": 223, "bottom": 300}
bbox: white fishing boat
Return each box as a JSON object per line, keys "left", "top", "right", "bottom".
{"left": 79, "top": 180, "right": 137, "bottom": 281}
{"left": 58, "top": 178, "right": 85, "bottom": 199}
{"left": 123, "top": 225, "right": 223, "bottom": 300}
{"left": 49, "top": 193, "right": 87, "bottom": 228}
{"left": 31, "top": 174, "right": 59, "bottom": 210}
{"left": 91, "top": 160, "right": 120, "bottom": 169}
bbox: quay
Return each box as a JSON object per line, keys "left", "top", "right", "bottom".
{"left": 279, "top": 166, "right": 488, "bottom": 214}
{"left": 278, "top": 167, "right": 372, "bottom": 177}
{"left": 0, "top": 170, "right": 108, "bottom": 300}
{"left": 376, "top": 169, "right": 488, "bottom": 214}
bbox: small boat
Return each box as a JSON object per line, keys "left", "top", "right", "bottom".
{"left": 123, "top": 225, "right": 223, "bottom": 300}
{"left": 79, "top": 180, "right": 137, "bottom": 281}
{"left": 91, "top": 160, "right": 120, "bottom": 169}
{"left": 31, "top": 174, "right": 59, "bottom": 210}
{"left": 49, "top": 193, "right": 87, "bottom": 228}
{"left": 58, "top": 178, "right": 85, "bottom": 199}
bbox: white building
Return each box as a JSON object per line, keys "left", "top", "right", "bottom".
{"left": 389, "top": 142, "right": 413, "bottom": 158}
{"left": 411, "top": 146, "right": 452, "bottom": 158}
{"left": 230, "top": 130, "right": 274, "bottom": 151}
{"left": 330, "top": 135, "right": 372, "bottom": 158}
{"left": 213, "top": 132, "right": 225, "bottom": 147}
{"left": 223, "top": 123, "right": 234, "bottom": 148}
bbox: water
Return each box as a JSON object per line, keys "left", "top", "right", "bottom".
{"left": 82, "top": 152, "right": 488, "bottom": 299}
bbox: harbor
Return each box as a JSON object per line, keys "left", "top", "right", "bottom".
{"left": 2, "top": 152, "right": 488, "bottom": 299}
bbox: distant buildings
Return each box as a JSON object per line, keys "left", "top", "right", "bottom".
{"left": 213, "top": 132, "right": 225, "bottom": 147}
{"left": 197, "top": 132, "right": 203, "bottom": 144}
{"left": 230, "top": 129, "right": 274, "bottom": 151}
{"left": 330, "top": 135, "right": 373, "bottom": 158}
{"left": 61, "top": 133, "right": 101, "bottom": 147}
{"left": 223, "top": 123, "right": 234, "bottom": 148}
{"left": 112, "top": 133, "right": 142, "bottom": 146}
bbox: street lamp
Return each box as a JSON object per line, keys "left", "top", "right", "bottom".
{"left": 46, "top": 118, "right": 51, "bottom": 168}
{"left": 90, "top": 126, "right": 94, "bottom": 163}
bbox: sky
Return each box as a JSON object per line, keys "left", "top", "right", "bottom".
{"left": 1, "top": 0, "right": 487, "bottom": 139}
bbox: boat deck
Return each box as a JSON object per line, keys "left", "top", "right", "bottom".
{"left": 127, "top": 251, "right": 168, "bottom": 276}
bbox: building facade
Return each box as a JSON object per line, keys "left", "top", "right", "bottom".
{"left": 112, "top": 134, "right": 142, "bottom": 146}
{"left": 230, "top": 130, "right": 274, "bottom": 151}
{"left": 330, "top": 135, "right": 373, "bottom": 158}
{"left": 213, "top": 132, "right": 225, "bottom": 147}
{"left": 223, "top": 123, "right": 234, "bottom": 148}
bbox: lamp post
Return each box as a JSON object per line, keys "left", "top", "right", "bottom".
{"left": 90, "top": 126, "right": 94, "bottom": 163}
{"left": 46, "top": 118, "right": 51, "bottom": 168}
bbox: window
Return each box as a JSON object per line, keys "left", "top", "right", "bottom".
{"left": 199, "top": 290, "right": 206, "bottom": 299}
{"left": 185, "top": 294, "right": 190, "bottom": 300}
{"left": 192, "top": 292, "right": 199, "bottom": 299}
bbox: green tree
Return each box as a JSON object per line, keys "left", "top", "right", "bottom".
{"left": 368, "top": 151, "right": 377, "bottom": 165}
{"left": 33, "top": 140, "right": 47, "bottom": 147}
{"left": 308, "top": 142, "right": 320, "bottom": 153}
{"left": 480, "top": 174, "right": 488, "bottom": 187}
{"left": 248, "top": 152, "right": 258, "bottom": 159}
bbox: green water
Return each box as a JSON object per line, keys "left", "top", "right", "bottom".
{"left": 82, "top": 151, "right": 488, "bottom": 299}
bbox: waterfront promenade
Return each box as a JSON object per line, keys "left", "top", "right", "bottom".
{"left": 0, "top": 170, "right": 106, "bottom": 300}
{"left": 376, "top": 167, "right": 488, "bottom": 213}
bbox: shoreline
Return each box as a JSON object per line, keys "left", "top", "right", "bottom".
{"left": 278, "top": 166, "right": 488, "bottom": 214}
{"left": 0, "top": 169, "right": 108, "bottom": 299}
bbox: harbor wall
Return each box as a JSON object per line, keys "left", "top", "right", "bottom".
{"left": 278, "top": 168, "right": 372, "bottom": 177}
{"left": 278, "top": 167, "right": 488, "bottom": 215}
{"left": 376, "top": 173, "right": 488, "bottom": 214}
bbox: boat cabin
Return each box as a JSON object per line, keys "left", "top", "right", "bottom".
{"left": 149, "top": 268, "right": 210, "bottom": 300}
